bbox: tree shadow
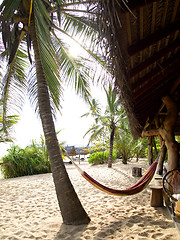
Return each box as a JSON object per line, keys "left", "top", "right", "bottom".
{"left": 54, "top": 223, "right": 88, "bottom": 240}
{"left": 54, "top": 207, "right": 175, "bottom": 239}
{"left": 93, "top": 207, "right": 175, "bottom": 239}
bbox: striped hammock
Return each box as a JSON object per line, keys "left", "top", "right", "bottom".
{"left": 65, "top": 142, "right": 164, "bottom": 196}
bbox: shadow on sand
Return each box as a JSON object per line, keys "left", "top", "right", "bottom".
{"left": 54, "top": 207, "right": 175, "bottom": 240}
{"left": 54, "top": 223, "right": 88, "bottom": 240}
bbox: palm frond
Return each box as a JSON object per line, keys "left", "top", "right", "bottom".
{"left": 62, "top": 11, "right": 98, "bottom": 52}
{"left": 83, "top": 124, "right": 104, "bottom": 143}
{"left": 1, "top": 47, "right": 28, "bottom": 132}
{"left": 52, "top": 30, "right": 91, "bottom": 102}
{"left": 27, "top": 63, "right": 39, "bottom": 113}
{"left": 34, "top": 0, "right": 62, "bottom": 110}
{"left": 0, "top": 0, "right": 21, "bottom": 20}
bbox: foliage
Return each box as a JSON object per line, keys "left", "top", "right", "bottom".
{"left": 1, "top": 144, "right": 51, "bottom": 179}
{"left": 83, "top": 141, "right": 106, "bottom": 155}
{"left": 88, "top": 150, "right": 116, "bottom": 165}
{"left": 84, "top": 102, "right": 150, "bottom": 165}
{"left": 176, "top": 136, "right": 180, "bottom": 143}
{"left": 133, "top": 138, "right": 148, "bottom": 160}
{"left": 0, "top": 100, "right": 19, "bottom": 143}
{"left": 115, "top": 111, "right": 148, "bottom": 163}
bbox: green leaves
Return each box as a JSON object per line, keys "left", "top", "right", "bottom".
{"left": 1, "top": 47, "right": 28, "bottom": 118}
{"left": 0, "top": 0, "right": 21, "bottom": 20}
{"left": 52, "top": 31, "right": 91, "bottom": 102}
{"left": 1, "top": 144, "right": 51, "bottom": 178}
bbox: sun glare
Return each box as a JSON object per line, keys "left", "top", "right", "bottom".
{"left": 69, "top": 45, "right": 82, "bottom": 58}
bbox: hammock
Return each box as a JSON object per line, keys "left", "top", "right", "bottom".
{"left": 65, "top": 142, "right": 164, "bottom": 197}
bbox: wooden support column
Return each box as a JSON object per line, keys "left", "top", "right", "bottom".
{"left": 142, "top": 96, "right": 179, "bottom": 171}
{"left": 148, "top": 136, "right": 153, "bottom": 165}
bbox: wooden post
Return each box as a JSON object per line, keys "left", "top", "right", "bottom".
{"left": 132, "top": 167, "right": 142, "bottom": 177}
{"left": 150, "top": 186, "right": 163, "bottom": 207}
{"left": 148, "top": 136, "right": 153, "bottom": 165}
{"left": 142, "top": 96, "right": 179, "bottom": 171}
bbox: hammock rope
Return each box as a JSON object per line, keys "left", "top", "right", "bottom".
{"left": 65, "top": 142, "right": 165, "bottom": 196}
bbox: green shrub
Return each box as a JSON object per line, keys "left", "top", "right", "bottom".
{"left": 88, "top": 151, "right": 116, "bottom": 165}
{"left": 1, "top": 145, "right": 51, "bottom": 178}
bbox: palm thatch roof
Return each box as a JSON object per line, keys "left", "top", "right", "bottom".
{"left": 99, "top": 0, "right": 180, "bottom": 139}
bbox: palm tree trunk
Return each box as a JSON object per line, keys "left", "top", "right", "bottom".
{"left": 122, "top": 153, "right": 128, "bottom": 164}
{"left": 108, "top": 125, "right": 115, "bottom": 168}
{"left": 156, "top": 145, "right": 167, "bottom": 175}
{"left": 148, "top": 136, "right": 153, "bottom": 165}
{"left": 30, "top": 23, "right": 90, "bottom": 225}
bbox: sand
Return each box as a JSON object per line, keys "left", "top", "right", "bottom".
{"left": 0, "top": 159, "right": 179, "bottom": 240}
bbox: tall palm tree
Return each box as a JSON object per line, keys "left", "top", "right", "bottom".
{"left": 83, "top": 84, "right": 121, "bottom": 167}
{"left": 0, "top": 0, "right": 101, "bottom": 225}
{"left": 103, "top": 84, "right": 122, "bottom": 167}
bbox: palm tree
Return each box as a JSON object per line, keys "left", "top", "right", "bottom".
{"left": 83, "top": 84, "right": 121, "bottom": 168}
{"left": 0, "top": 0, "right": 102, "bottom": 225}
{"left": 104, "top": 84, "right": 122, "bottom": 167}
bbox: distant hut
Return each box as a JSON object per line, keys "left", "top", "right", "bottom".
{"left": 69, "top": 146, "right": 76, "bottom": 157}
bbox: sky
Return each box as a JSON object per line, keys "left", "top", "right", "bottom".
{"left": 0, "top": 85, "right": 107, "bottom": 157}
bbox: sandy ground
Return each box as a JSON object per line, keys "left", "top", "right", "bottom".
{"left": 0, "top": 159, "right": 179, "bottom": 240}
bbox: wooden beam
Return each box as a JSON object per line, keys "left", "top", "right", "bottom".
{"left": 133, "top": 61, "right": 179, "bottom": 99}
{"left": 128, "top": 20, "right": 180, "bottom": 56}
{"left": 130, "top": 39, "right": 180, "bottom": 78}
{"left": 135, "top": 83, "right": 170, "bottom": 110}
{"left": 131, "top": 56, "right": 180, "bottom": 90}
{"left": 120, "top": 0, "right": 162, "bottom": 11}
{"left": 170, "top": 75, "right": 180, "bottom": 94}
{"left": 157, "top": 74, "right": 180, "bottom": 116}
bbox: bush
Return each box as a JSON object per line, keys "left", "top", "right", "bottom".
{"left": 88, "top": 151, "right": 116, "bottom": 165}
{"left": 1, "top": 145, "right": 51, "bottom": 178}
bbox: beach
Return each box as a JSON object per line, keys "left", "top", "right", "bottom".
{"left": 0, "top": 159, "right": 179, "bottom": 240}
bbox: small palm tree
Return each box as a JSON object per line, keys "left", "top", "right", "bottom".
{"left": 0, "top": 0, "right": 103, "bottom": 225}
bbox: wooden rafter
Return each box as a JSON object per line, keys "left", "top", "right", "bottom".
{"left": 127, "top": 20, "right": 180, "bottom": 56}
{"left": 131, "top": 55, "right": 179, "bottom": 90}
{"left": 130, "top": 39, "right": 180, "bottom": 78}
{"left": 121, "top": 0, "right": 162, "bottom": 11}
{"left": 133, "top": 62, "right": 179, "bottom": 99}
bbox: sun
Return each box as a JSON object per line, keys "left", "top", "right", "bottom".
{"left": 69, "top": 45, "right": 81, "bottom": 58}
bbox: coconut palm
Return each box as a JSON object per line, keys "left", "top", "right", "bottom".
{"left": 0, "top": 0, "right": 102, "bottom": 225}
{"left": 83, "top": 84, "right": 122, "bottom": 168}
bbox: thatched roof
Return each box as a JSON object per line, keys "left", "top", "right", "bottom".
{"left": 99, "top": 0, "right": 180, "bottom": 139}
{"left": 64, "top": 146, "right": 77, "bottom": 156}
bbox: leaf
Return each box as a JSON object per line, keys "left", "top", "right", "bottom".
{"left": 0, "top": 0, "right": 21, "bottom": 20}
